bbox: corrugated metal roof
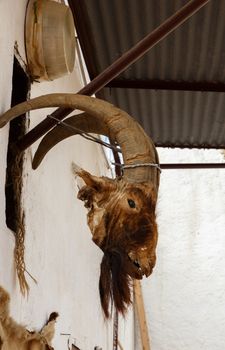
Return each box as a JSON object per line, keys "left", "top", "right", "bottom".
{"left": 69, "top": 0, "right": 225, "bottom": 148}
{"left": 104, "top": 89, "right": 225, "bottom": 148}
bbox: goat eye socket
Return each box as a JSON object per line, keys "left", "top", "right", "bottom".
{"left": 128, "top": 199, "right": 136, "bottom": 208}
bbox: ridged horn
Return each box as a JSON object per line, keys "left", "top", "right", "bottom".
{"left": 0, "top": 94, "right": 159, "bottom": 189}
{"left": 32, "top": 112, "right": 110, "bottom": 169}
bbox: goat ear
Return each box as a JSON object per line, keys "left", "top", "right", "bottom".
{"left": 72, "top": 162, "right": 114, "bottom": 191}
{"left": 71, "top": 162, "right": 83, "bottom": 176}
{"left": 72, "top": 162, "right": 100, "bottom": 188}
{"left": 40, "top": 312, "right": 59, "bottom": 346}
{"left": 72, "top": 163, "right": 86, "bottom": 190}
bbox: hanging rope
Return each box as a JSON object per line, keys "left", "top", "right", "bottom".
{"left": 10, "top": 151, "right": 37, "bottom": 296}
{"left": 10, "top": 152, "right": 29, "bottom": 295}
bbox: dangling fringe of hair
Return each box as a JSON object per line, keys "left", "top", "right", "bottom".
{"left": 99, "top": 250, "right": 132, "bottom": 318}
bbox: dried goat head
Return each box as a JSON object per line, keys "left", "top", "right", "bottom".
{"left": 0, "top": 94, "right": 160, "bottom": 318}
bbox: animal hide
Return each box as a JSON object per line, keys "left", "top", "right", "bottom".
{"left": 73, "top": 165, "right": 158, "bottom": 318}
{"left": 0, "top": 285, "right": 58, "bottom": 350}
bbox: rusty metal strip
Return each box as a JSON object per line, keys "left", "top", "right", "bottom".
{"left": 161, "top": 163, "right": 225, "bottom": 169}
{"left": 156, "top": 144, "right": 225, "bottom": 149}
{"left": 16, "top": 0, "right": 210, "bottom": 152}
{"left": 106, "top": 78, "right": 225, "bottom": 93}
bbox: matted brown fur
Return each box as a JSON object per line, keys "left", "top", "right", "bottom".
{"left": 76, "top": 168, "right": 158, "bottom": 318}
{"left": 0, "top": 286, "right": 58, "bottom": 349}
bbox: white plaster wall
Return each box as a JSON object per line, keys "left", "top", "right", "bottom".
{"left": 0, "top": 1, "right": 134, "bottom": 349}
{"left": 3, "top": 2, "right": 225, "bottom": 350}
{"left": 136, "top": 149, "right": 225, "bottom": 350}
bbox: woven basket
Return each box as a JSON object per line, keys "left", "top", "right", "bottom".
{"left": 25, "top": 0, "right": 75, "bottom": 81}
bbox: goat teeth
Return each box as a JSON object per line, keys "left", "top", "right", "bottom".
{"left": 134, "top": 260, "right": 141, "bottom": 269}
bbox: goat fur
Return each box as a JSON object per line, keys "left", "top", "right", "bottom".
{"left": 0, "top": 285, "right": 58, "bottom": 350}
{"left": 74, "top": 166, "right": 158, "bottom": 318}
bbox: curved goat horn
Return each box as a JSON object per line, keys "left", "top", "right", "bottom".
{"left": 0, "top": 93, "right": 159, "bottom": 189}
{"left": 32, "top": 112, "right": 110, "bottom": 169}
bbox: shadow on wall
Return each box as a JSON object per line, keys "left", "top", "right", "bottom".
{"left": 5, "top": 56, "right": 30, "bottom": 294}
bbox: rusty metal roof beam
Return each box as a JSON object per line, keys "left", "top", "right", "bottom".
{"left": 16, "top": 0, "right": 210, "bottom": 152}
{"left": 106, "top": 79, "right": 225, "bottom": 93}
{"left": 156, "top": 143, "right": 225, "bottom": 149}
{"left": 161, "top": 163, "right": 225, "bottom": 169}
